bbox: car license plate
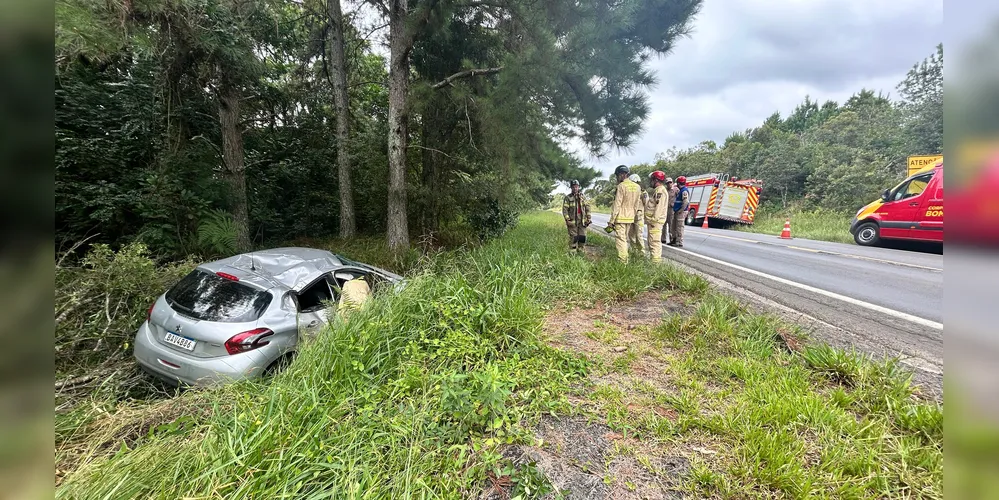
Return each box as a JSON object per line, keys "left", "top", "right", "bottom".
{"left": 164, "top": 332, "right": 196, "bottom": 351}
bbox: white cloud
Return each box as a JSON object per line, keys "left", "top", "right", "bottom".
{"left": 570, "top": 0, "right": 944, "bottom": 178}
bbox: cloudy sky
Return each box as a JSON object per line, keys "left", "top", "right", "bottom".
{"left": 566, "top": 0, "right": 944, "bottom": 181}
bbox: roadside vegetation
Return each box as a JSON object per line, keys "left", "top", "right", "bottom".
{"left": 734, "top": 204, "right": 854, "bottom": 244}
{"left": 56, "top": 212, "right": 941, "bottom": 498}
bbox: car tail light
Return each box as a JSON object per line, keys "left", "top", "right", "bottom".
{"left": 147, "top": 302, "right": 155, "bottom": 323}
{"left": 224, "top": 328, "right": 274, "bottom": 355}
{"left": 216, "top": 272, "right": 240, "bottom": 281}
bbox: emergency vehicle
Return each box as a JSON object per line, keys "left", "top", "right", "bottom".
{"left": 681, "top": 173, "right": 764, "bottom": 226}
{"left": 850, "top": 161, "right": 943, "bottom": 246}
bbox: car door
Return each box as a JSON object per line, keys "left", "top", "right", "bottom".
{"left": 912, "top": 168, "right": 944, "bottom": 241}
{"left": 880, "top": 172, "right": 934, "bottom": 240}
{"left": 293, "top": 273, "right": 336, "bottom": 340}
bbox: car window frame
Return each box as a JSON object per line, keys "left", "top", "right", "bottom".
{"left": 293, "top": 273, "right": 338, "bottom": 313}
{"left": 890, "top": 172, "right": 933, "bottom": 202}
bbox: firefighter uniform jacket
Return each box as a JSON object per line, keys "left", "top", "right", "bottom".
{"left": 645, "top": 184, "right": 670, "bottom": 225}
{"left": 562, "top": 192, "right": 591, "bottom": 225}
{"left": 610, "top": 179, "right": 642, "bottom": 224}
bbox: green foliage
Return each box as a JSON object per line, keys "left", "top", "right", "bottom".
{"left": 55, "top": 212, "right": 697, "bottom": 496}
{"left": 898, "top": 44, "right": 944, "bottom": 155}
{"left": 735, "top": 204, "right": 854, "bottom": 243}
{"left": 55, "top": 243, "right": 196, "bottom": 386}
{"left": 641, "top": 296, "right": 942, "bottom": 499}
{"left": 196, "top": 209, "right": 239, "bottom": 256}
{"left": 467, "top": 198, "right": 520, "bottom": 242}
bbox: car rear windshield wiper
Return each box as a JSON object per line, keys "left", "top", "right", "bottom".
{"left": 167, "top": 298, "right": 193, "bottom": 314}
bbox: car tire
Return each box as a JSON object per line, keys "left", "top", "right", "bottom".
{"left": 854, "top": 222, "right": 881, "bottom": 246}
{"left": 685, "top": 211, "right": 696, "bottom": 226}
{"left": 264, "top": 352, "right": 296, "bottom": 377}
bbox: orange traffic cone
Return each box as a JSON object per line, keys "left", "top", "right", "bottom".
{"left": 701, "top": 215, "right": 709, "bottom": 229}
{"left": 779, "top": 218, "right": 792, "bottom": 239}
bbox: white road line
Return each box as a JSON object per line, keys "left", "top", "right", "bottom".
{"left": 665, "top": 245, "right": 944, "bottom": 330}
{"left": 686, "top": 229, "right": 943, "bottom": 272}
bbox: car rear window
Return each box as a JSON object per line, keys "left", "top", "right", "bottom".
{"left": 165, "top": 269, "right": 272, "bottom": 323}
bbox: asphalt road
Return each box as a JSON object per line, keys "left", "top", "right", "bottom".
{"left": 590, "top": 213, "right": 943, "bottom": 396}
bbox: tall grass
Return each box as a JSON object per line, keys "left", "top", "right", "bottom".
{"left": 645, "top": 295, "right": 942, "bottom": 498}
{"left": 737, "top": 205, "right": 854, "bottom": 244}
{"left": 57, "top": 212, "right": 703, "bottom": 497}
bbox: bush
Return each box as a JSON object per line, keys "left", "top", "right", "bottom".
{"left": 55, "top": 243, "right": 196, "bottom": 390}
{"left": 467, "top": 198, "right": 519, "bottom": 242}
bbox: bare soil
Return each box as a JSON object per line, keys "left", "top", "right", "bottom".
{"left": 485, "top": 292, "right": 716, "bottom": 499}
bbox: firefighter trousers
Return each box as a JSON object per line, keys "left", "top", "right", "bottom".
{"left": 566, "top": 221, "right": 586, "bottom": 251}
{"left": 669, "top": 210, "right": 686, "bottom": 246}
{"left": 613, "top": 223, "right": 631, "bottom": 262}
{"left": 647, "top": 222, "right": 664, "bottom": 262}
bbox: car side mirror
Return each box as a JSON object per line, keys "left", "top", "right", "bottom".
{"left": 881, "top": 189, "right": 890, "bottom": 201}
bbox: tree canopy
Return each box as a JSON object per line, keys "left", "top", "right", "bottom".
{"left": 56, "top": 0, "right": 703, "bottom": 256}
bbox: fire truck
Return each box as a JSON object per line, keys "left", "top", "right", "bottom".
{"left": 681, "top": 173, "right": 764, "bottom": 226}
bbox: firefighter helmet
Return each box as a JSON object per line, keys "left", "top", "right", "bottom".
{"left": 650, "top": 171, "right": 666, "bottom": 183}
{"left": 614, "top": 165, "right": 630, "bottom": 176}
{"left": 676, "top": 175, "right": 687, "bottom": 185}
{"left": 569, "top": 179, "right": 580, "bottom": 187}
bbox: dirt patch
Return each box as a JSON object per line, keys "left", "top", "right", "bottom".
{"left": 498, "top": 294, "right": 705, "bottom": 498}
{"left": 544, "top": 292, "right": 693, "bottom": 354}
{"left": 487, "top": 415, "right": 690, "bottom": 500}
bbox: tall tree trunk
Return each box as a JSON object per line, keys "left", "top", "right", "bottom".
{"left": 218, "top": 81, "right": 252, "bottom": 252}
{"left": 327, "top": 0, "right": 355, "bottom": 238}
{"left": 386, "top": 0, "right": 411, "bottom": 251}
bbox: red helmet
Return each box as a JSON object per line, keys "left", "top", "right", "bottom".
{"left": 649, "top": 171, "right": 666, "bottom": 183}
{"left": 676, "top": 176, "right": 687, "bottom": 185}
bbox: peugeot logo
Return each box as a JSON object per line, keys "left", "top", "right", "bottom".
{"left": 175, "top": 325, "right": 183, "bottom": 333}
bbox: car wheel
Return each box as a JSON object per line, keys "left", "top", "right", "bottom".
{"left": 685, "top": 211, "right": 696, "bottom": 226}
{"left": 854, "top": 222, "right": 881, "bottom": 246}
{"left": 264, "top": 352, "right": 296, "bottom": 377}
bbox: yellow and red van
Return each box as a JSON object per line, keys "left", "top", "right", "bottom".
{"left": 850, "top": 161, "right": 943, "bottom": 246}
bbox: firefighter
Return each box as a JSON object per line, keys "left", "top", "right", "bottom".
{"left": 605, "top": 165, "right": 642, "bottom": 262}
{"left": 661, "top": 177, "right": 676, "bottom": 244}
{"left": 628, "top": 173, "right": 647, "bottom": 257}
{"left": 645, "top": 171, "right": 670, "bottom": 263}
{"left": 668, "top": 176, "right": 690, "bottom": 247}
{"left": 561, "top": 179, "right": 591, "bottom": 252}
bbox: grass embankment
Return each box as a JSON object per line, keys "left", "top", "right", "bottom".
{"left": 551, "top": 295, "right": 941, "bottom": 497}
{"left": 56, "top": 212, "right": 698, "bottom": 497}
{"left": 735, "top": 206, "right": 854, "bottom": 244}
{"left": 56, "top": 212, "right": 941, "bottom": 498}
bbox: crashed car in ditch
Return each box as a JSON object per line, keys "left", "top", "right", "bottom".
{"left": 133, "top": 247, "right": 404, "bottom": 386}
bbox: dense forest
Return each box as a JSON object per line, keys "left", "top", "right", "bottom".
{"left": 587, "top": 44, "right": 944, "bottom": 213}
{"left": 55, "top": 0, "right": 706, "bottom": 258}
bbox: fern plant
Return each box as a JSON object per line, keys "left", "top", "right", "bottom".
{"left": 197, "top": 209, "right": 239, "bottom": 256}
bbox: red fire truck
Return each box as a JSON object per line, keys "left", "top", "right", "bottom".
{"left": 681, "top": 173, "right": 764, "bottom": 226}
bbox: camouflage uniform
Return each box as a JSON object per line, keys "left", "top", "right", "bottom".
{"left": 645, "top": 183, "right": 670, "bottom": 263}
{"left": 562, "top": 191, "right": 591, "bottom": 251}
{"left": 609, "top": 177, "right": 643, "bottom": 262}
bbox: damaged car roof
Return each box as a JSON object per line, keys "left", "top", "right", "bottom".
{"left": 203, "top": 247, "right": 346, "bottom": 291}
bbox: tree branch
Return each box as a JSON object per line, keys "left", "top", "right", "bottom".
{"left": 408, "top": 144, "right": 454, "bottom": 159}
{"left": 350, "top": 80, "right": 388, "bottom": 88}
{"left": 432, "top": 66, "right": 504, "bottom": 89}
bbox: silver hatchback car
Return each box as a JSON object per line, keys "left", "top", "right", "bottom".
{"left": 134, "top": 247, "right": 403, "bottom": 386}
